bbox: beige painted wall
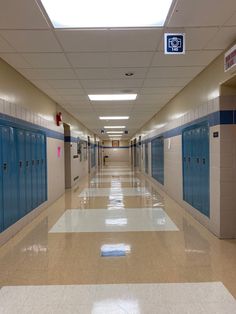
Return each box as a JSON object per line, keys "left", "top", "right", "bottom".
{"left": 103, "top": 140, "right": 130, "bottom": 163}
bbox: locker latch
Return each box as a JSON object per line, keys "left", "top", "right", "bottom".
{"left": 19, "top": 161, "right": 22, "bottom": 168}
{"left": 3, "top": 162, "right": 7, "bottom": 171}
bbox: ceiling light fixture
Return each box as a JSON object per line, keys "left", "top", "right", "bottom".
{"left": 40, "top": 0, "right": 173, "bottom": 28}
{"left": 89, "top": 94, "right": 137, "bottom": 101}
{"left": 99, "top": 116, "right": 129, "bottom": 120}
{"left": 104, "top": 126, "right": 126, "bottom": 129}
{"left": 107, "top": 131, "right": 124, "bottom": 134}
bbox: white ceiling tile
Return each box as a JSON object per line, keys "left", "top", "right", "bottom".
{"left": 21, "top": 53, "right": 70, "bottom": 68}
{"left": 225, "top": 11, "right": 236, "bottom": 26}
{"left": 146, "top": 66, "right": 204, "bottom": 78}
{"left": 31, "top": 80, "right": 52, "bottom": 89}
{"left": 136, "top": 94, "right": 173, "bottom": 104}
{"left": 111, "top": 52, "right": 153, "bottom": 67}
{"left": 205, "top": 27, "right": 236, "bottom": 49}
{"left": 75, "top": 68, "right": 110, "bottom": 79}
{"left": 0, "top": 53, "right": 31, "bottom": 68}
{"left": 143, "top": 78, "right": 190, "bottom": 88}
{"left": 47, "top": 80, "right": 82, "bottom": 88}
{"left": 152, "top": 50, "right": 222, "bottom": 67}
{"left": 0, "top": 31, "right": 61, "bottom": 52}
{"left": 111, "top": 79, "right": 143, "bottom": 88}
{"left": 56, "top": 30, "right": 109, "bottom": 52}
{"left": 141, "top": 87, "right": 181, "bottom": 94}
{"left": 0, "top": 0, "right": 49, "bottom": 29}
{"left": 67, "top": 52, "right": 109, "bottom": 68}
{"left": 109, "top": 29, "right": 163, "bottom": 51}
{"left": 81, "top": 80, "right": 112, "bottom": 89}
{"left": 84, "top": 88, "right": 139, "bottom": 94}
{"left": 63, "top": 95, "right": 89, "bottom": 101}
{"left": 54, "top": 89, "right": 86, "bottom": 96}
{"left": 18, "top": 68, "right": 77, "bottom": 79}
{"left": 168, "top": 0, "right": 236, "bottom": 27}
{"left": 110, "top": 67, "right": 148, "bottom": 79}
{"left": 0, "top": 36, "right": 15, "bottom": 52}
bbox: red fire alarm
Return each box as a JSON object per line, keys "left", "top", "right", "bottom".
{"left": 56, "top": 112, "right": 62, "bottom": 126}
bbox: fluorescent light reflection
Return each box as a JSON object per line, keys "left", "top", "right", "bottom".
{"left": 89, "top": 94, "right": 137, "bottom": 101}
{"left": 41, "top": 0, "right": 173, "bottom": 28}
{"left": 92, "top": 300, "right": 139, "bottom": 314}
{"left": 105, "top": 218, "right": 128, "bottom": 226}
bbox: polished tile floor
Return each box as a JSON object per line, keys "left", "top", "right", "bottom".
{"left": 0, "top": 163, "right": 236, "bottom": 313}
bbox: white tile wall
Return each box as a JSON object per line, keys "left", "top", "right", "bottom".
{"left": 0, "top": 97, "right": 64, "bottom": 134}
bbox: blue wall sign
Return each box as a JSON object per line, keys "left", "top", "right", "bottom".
{"left": 164, "top": 33, "right": 185, "bottom": 54}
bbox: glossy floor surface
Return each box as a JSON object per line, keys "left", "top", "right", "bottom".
{"left": 0, "top": 163, "right": 236, "bottom": 313}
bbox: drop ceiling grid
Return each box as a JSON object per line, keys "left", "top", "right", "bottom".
{"left": 0, "top": 0, "right": 234, "bottom": 138}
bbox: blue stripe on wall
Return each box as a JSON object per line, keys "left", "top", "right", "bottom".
{"left": 143, "top": 110, "right": 236, "bottom": 144}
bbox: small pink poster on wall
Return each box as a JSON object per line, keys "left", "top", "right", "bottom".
{"left": 57, "top": 146, "right": 61, "bottom": 158}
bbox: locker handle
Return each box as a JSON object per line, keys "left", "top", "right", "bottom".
{"left": 196, "top": 157, "right": 200, "bottom": 164}
{"left": 26, "top": 160, "right": 29, "bottom": 167}
{"left": 188, "top": 157, "right": 191, "bottom": 162}
{"left": 3, "top": 162, "right": 7, "bottom": 171}
{"left": 37, "top": 160, "right": 40, "bottom": 165}
{"left": 202, "top": 158, "right": 206, "bottom": 165}
{"left": 41, "top": 159, "right": 44, "bottom": 164}
{"left": 19, "top": 161, "right": 23, "bottom": 168}
{"left": 32, "top": 160, "right": 35, "bottom": 166}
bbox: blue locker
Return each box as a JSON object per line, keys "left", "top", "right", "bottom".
{"left": 0, "top": 127, "right": 3, "bottom": 232}
{"left": 1, "top": 126, "right": 18, "bottom": 229}
{"left": 36, "top": 133, "right": 42, "bottom": 205}
{"left": 25, "top": 131, "right": 32, "bottom": 213}
{"left": 182, "top": 123, "right": 209, "bottom": 217}
{"left": 200, "top": 125, "right": 209, "bottom": 216}
{"left": 41, "top": 134, "right": 47, "bottom": 202}
{"left": 31, "top": 132, "right": 38, "bottom": 209}
{"left": 151, "top": 136, "right": 164, "bottom": 185}
{"left": 16, "top": 129, "right": 27, "bottom": 218}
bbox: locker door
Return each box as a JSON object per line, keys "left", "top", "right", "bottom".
{"left": 201, "top": 125, "right": 210, "bottom": 216}
{"left": 158, "top": 137, "right": 164, "bottom": 184}
{"left": 25, "top": 131, "right": 32, "bottom": 213}
{"left": 16, "top": 129, "right": 27, "bottom": 218}
{"left": 40, "top": 134, "right": 47, "bottom": 202}
{"left": 31, "top": 132, "right": 38, "bottom": 209}
{"left": 182, "top": 130, "right": 188, "bottom": 202}
{"left": 1, "top": 126, "right": 18, "bottom": 229}
{"left": 0, "top": 127, "right": 3, "bottom": 232}
{"left": 36, "top": 133, "right": 42, "bottom": 205}
{"left": 192, "top": 127, "right": 201, "bottom": 211}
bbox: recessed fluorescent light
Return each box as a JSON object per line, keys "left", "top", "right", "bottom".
{"left": 40, "top": 0, "right": 173, "bottom": 28}
{"left": 89, "top": 94, "right": 137, "bottom": 101}
{"left": 108, "top": 135, "right": 121, "bottom": 137}
{"left": 104, "top": 126, "right": 126, "bottom": 129}
{"left": 107, "top": 131, "right": 124, "bottom": 134}
{"left": 99, "top": 116, "right": 129, "bottom": 120}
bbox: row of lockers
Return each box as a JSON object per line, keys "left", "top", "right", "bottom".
{"left": 139, "top": 123, "right": 209, "bottom": 217}
{"left": 151, "top": 136, "right": 164, "bottom": 185}
{"left": 0, "top": 125, "right": 47, "bottom": 232}
{"left": 182, "top": 123, "right": 209, "bottom": 217}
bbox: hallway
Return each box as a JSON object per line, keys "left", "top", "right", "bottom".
{"left": 0, "top": 164, "right": 236, "bottom": 313}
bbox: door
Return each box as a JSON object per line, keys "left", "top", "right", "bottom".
{"left": 0, "top": 127, "right": 3, "bottom": 231}
{"left": 145, "top": 142, "right": 149, "bottom": 174}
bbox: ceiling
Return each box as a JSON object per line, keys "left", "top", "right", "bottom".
{"left": 0, "top": 0, "right": 235, "bottom": 139}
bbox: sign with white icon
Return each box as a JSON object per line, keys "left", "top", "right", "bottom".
{"left": 164, "top": 33, "right": 185, "bottom": 54}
